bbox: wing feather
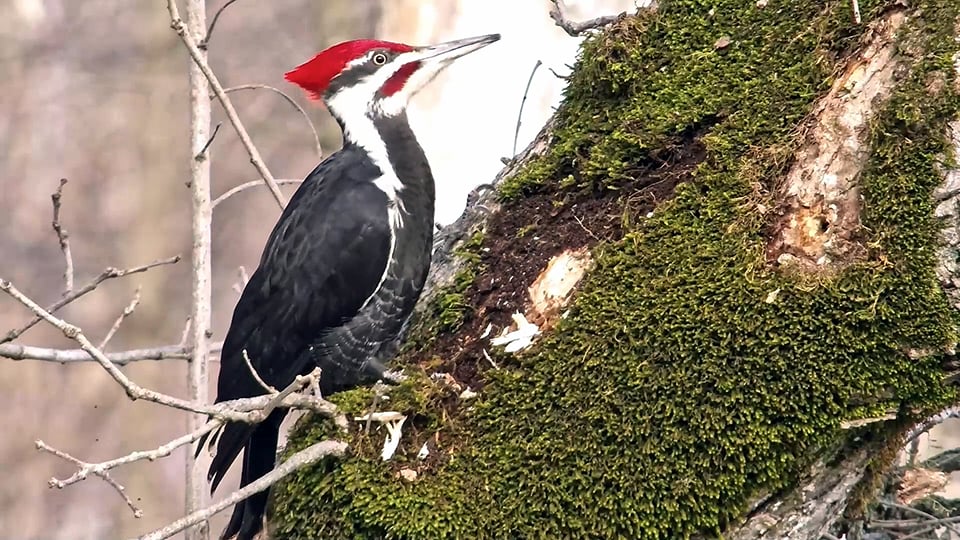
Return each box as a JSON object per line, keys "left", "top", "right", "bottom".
{"left": 215, "top": 152, "right": 392, "bottom": 403}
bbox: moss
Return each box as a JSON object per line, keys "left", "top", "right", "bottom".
{"left": 402, "top": 230, "right": 486, "bottom": 352}
{"left": 432, "top": 231, "right": 485, "bottom": 333}
{"left": 272, "top": 0, "right": 960, "bottom": 538}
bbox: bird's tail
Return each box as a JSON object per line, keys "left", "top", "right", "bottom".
{"left": 216, "top": 410, "right": 286, "bottom": 540}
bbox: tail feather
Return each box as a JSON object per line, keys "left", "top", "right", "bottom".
{"left": 218, "top": 410, "right": 285, "bottom": 540}
{"left": 208, "top": 422, "right": 255, "bottom": 493}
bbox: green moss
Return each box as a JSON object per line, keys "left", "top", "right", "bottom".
{"left": 272, "top": 1, "right": 960, "bottom": 538}
{"left": 402, "top": 230, "right": 486, "bottom": 352}
{"left": 433, "top": 231, "right": 485, "bottom": 333}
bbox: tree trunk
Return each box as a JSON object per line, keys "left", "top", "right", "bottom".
{"left": 270, "top": 1, "right": 960, "bottom": 538}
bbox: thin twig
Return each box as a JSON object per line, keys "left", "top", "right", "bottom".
{"left": 132, "top": 440, "right": 348, "bottom": 540}
{"left": 877, "top": 500, "right": 960, "bottom": 538}
{"left": 573, "top": 213, "right": 599, "bottom": 241}
{"left": 513, "top": 60, "right": 542, "bottom": 157}
{"left": 9, "top": 288, "right": 341, "bottom": 527}
{"left": 851, "top": 0, "right": 862, "bottom": 24}
{"left": 99, "top": 286, "right": 142, "bottom": 350}
{"left": 481, "top": 348, "right": 500, "bottom": 370}
{"left": 37, "top": 419, "right": 221, "bottom": 497}
{"left": 211, "top": 178, "right": 302, "bottom": 209}
{"left": 873, "top": 515, "right": 960, "bottom": 540}
{"left": 225, "top": 84, "right": 323, "bottom": 159}
{"left": 547, "top": 66, "right": 567, "bottom": 80}
{"left": 202, "top": 0, "right": 240, "bottom": 46}
{"left": 36, "top": 440, "right": 143, "bottom": 517}
{"left": 548, "top": 0, "right": 624, "bottom": 37}
{"left": 243, "top": 349, "right": 275, "bottom": 393}
{"left": 1, "top": 255, "right": 181, "bottom": 344}
{"left": 50, "top": 178, "right": 74, "bottom": 295}
{"left": 167, "top": 0, "right": 287, "bottom": 208}
{"left": 194, "top": 122, "right": 222, "bottom": 160}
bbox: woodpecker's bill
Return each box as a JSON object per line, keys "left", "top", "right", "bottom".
{"left": 200, "top": 33, "right": 500, "bottom": 540}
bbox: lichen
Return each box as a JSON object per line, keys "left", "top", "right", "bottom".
{"left": 271, "top": 0, "right": 960, "bottom": 538}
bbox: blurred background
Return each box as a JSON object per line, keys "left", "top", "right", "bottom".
{"left": 0, "top": 0, "right": 638, "bottom": 538}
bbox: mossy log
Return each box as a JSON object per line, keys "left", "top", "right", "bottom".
{"left": 269, "top": 1, "right": 960, "bottom": 538}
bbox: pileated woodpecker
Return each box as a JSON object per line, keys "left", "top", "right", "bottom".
{"left": 201, "top": 34, "right": 500, "bottom": 540}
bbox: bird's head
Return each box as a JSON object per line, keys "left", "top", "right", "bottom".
{"left": 285, "top": 34, "right": 500, "bottom": 121}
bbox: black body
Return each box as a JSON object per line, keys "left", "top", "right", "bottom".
{"left": 206, "top": 113, "right": 435, "bottom": 540}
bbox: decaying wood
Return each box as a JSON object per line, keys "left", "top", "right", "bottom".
{"left": 936, "top": 119, "right": 960, "bottom": 310}
{"left": 526, "top": 247, "right": 592, "bottom": 328}
{"left": 768, "top": 8, "right": 907, "bottom": 271}
{"left": 723, "top": 449, "right": 871, "bottom": 540}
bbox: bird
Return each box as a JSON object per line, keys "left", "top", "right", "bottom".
{"left": 200, "top": 33, "right": 501, "bottom": 540}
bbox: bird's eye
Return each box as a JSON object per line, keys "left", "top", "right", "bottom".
{"left": 372, "top": 53, "right": 388, "bottom": 66}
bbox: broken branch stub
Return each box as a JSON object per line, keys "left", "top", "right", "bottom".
{"left": 768, "top": 10, "right": 907, "bottom": 271}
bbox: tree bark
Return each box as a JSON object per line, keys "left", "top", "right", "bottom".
{"left": 184, "top": 0, "right": 212, "bottom": 538}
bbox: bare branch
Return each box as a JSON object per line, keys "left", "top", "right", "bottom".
{"left": 212, "top": 178, "right": 302, "bottom": 210}
{"left": 26, "top": 356, "right": 340, "bottom": 536}
{"left": 512, "top": 60, "right": 542, "bottom": 157}
{"left": 167, "top": 0, "right": 288, "bottom": 209}
{"left": 243, "top": 349, "right": 275, "bottom": 393}
{"left": 0, "top": 279, "right": 337, "bottom": 421}
{"left": 194, "top": 121, "right": 222, "bottom": 160}
{"left": 548, "top": 0, "right": 625, "bottom": 37}
{"left": 132, "top": 440, "right": 348, "bottom": 540}
{"left": 36, "top": 440, "right": 143, "bottom": 518}
{"left": 906, "top": 405, "right": 960, "bottom": 442}
{"left": 1, "top": 255, "right": 181, "bottom": 344}
{"left": 225, "top": 84, "right": 323, "bottom": 159}
{"left": 5, "top": 274, "right": 348, "bottom": 534}
{"left": 0, "top": 342, "right": 222, "bottom": 364}
{"left": 99, "top": 286, "right": 142, "bottom": 349}
{"left": 851, "top": 0, "right": 862, "bottom": 24}
{"left": 876, "top": 500, "right": 960, "bottom": 538}
{"left": 202, "top": 0, "right": 240, "bottom": 46}
{"left": 573, "top": 213, "right": 599, "bottom": 241}
{"left": 37, "top": 420, "right": 221, "bottom": 500}
{"left": 50, "top": 178, "right": 74, "bottom": 295}
{"left": 261, "top": 368, "right": 322, "bottom": 420}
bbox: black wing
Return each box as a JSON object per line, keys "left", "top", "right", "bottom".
{"left": 216, "top": 155, "right": 391, "bottom": 402}
{"left": 206, "top": 151, "right": 390, "bottom": 490}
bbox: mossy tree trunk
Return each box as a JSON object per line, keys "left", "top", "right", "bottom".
{"left": 270, "top": 1, "right": 960, "bottom": 539}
